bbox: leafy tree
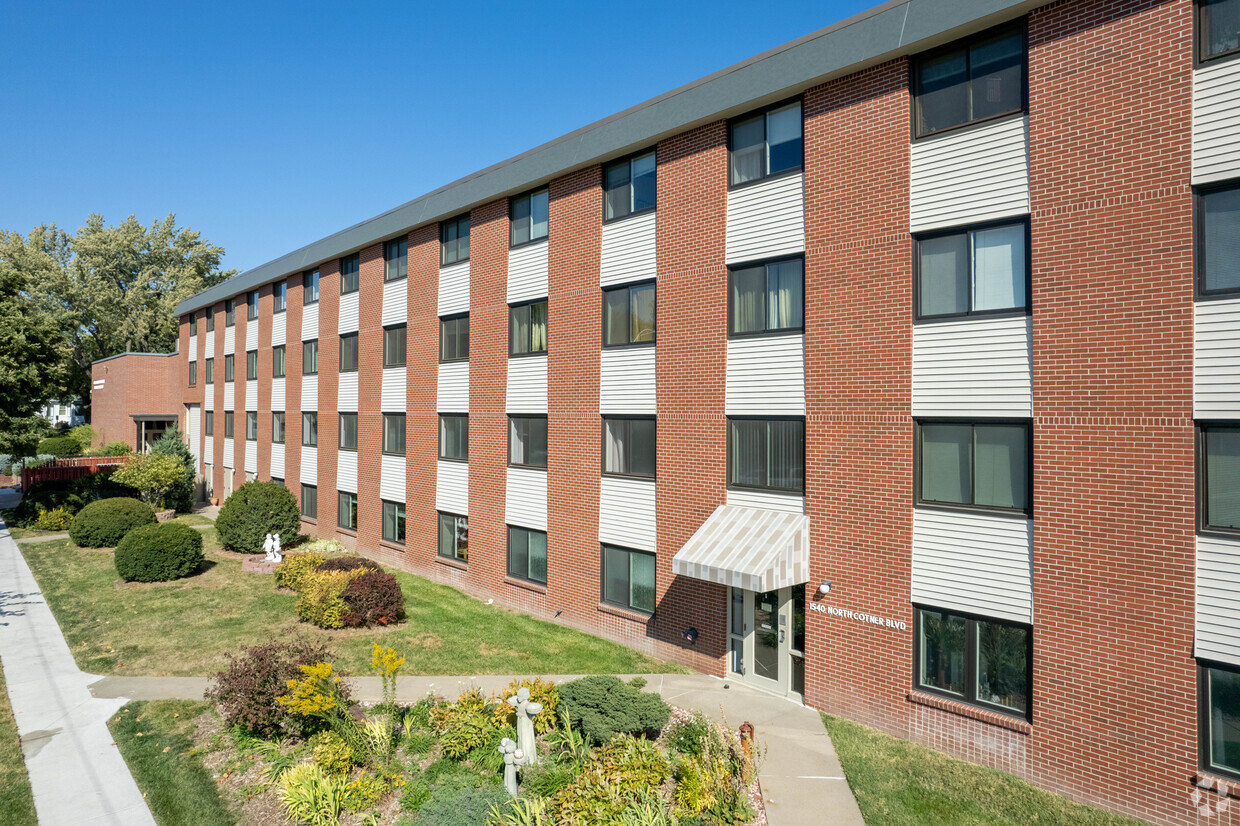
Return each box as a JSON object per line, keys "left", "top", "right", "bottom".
{"left": 150, "top": 424, "right": 196, "bottom": 512}
{"left": 110, "top": 452, "right": 186, "bottom": 509}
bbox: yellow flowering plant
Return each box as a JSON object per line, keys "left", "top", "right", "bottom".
{"left": 370, "top": 644, "right": 405, "bottom": 708}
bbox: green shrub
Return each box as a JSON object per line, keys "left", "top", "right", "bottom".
{"left": 215, "top": 480, "right": 300, "bottom": 554}
{"left": 491, "top": 677, "right": 559, "bottom": 735}
{"left": 558, "top": 675, "right": 671, "bottom": 746}
{"left": 403, "top": 730, "right": 436, "bottom": 757}
{"left": 662, "top": 711, "right": 721, "bottom": 758}
{"left": 37, "top": 436, "right": 80, "bottom": 458}
{"left": 1, "top": 469, "right": 127, "bottom": 528}
{"left": 298, "top": 538, "right": 346, "bottom": 555}
{"left": 310, "top": 731, "right": 354, "bottom": 774}
{"left": 150, "top": 425, "right": 196, "bottom": 512}
{"left": 414, "top": 778, "right": 507, "bottom": 826}
{"left": 277, "top": 764, "right": 347, "bottom": 826}
{"left": 114, "top": 522, "right": 204, "bottom": 582}
{"left": 69, "top": 497, "right": 156, "bottom": 548}
{"left": 275, "top": 552, "right": 326, "bottom": 591}
{"left": 315, "top": 556, "right": 380, "bottom": 574}
{"left": 97, "top": 441, "right": 132, "bottom": 456}
{"left": 520, "top": 761, "right": 577, "bottom": 797}
{"left": 110, "top": 453, "right": 187, "bottom": 509}
{"left": 295, "top": 569, "right": 366, "bottom": 629}
{"left": 205, "top": 638, "right": 338, "bottom": 737}
{"left": 68, "top": 424, "right": 95, "bottom": 453}
{"left": 35, "top": 507, "right": 73, "bottom": 531}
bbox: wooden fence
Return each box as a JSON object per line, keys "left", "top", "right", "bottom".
{"left": 20, "top": 456, "right": 128, "bottom": 491}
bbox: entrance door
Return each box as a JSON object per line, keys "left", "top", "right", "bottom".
{"left": 727, "top": 586, "right": 806, "bottom": 700}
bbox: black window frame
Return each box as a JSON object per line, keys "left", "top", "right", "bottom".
{"left": 911, "top": 20, "right": 1028, "bottom": 140}
{"left": 727, "top": 97, "right": 804, "bottom": 189}
{"left": 600, "top": 544, "right": 656, "bottom": 615}
{"left": 1195, "top": 181, "right": 1240, "bottom": 300}
{"left": 272, "top": 411, "right": 285, "bottom": 444}
{"left": 382, "top": 500, "right": 406, "bottom": 545}
{"left": 509, "top": 188, "right": 550, "bottom": 249}
{"left": 438, "top": 414, "right": 468, "bottom": 462}
{"left": 508, "top": 415, "right": 548, "bottom": 469}
{"left": 205, "top": 357, "right": 214, "bottom": 383}
{"left": 188, "top": 361, "right": 196, "bottom": 386}
{"left": 246, "top": 290, "right": 259, "bottom": 321}
{"left": 602, "top": 280, "right": 656, "bottom": 348}
{"left": 340, "top": 253, "right": 360, "bottom": 294}
{"left": 726, "top": 255, "right": 805, "bottom": 338}
{"left": 223, "top": 354, "right": 235, "bottom": 383}
{"left": 206, "top": 309, "right": 215, "bottom": 332}
{"left": 204, "top": 410, "right": 214, "bottom": 436}
{"left": 383, "top": 413, "right": 406, "bottom": 456}
{"left": 1199, "top": 658, "right": 1240, "bottom": 780}
{"left": 383, "top": 325, "right": 407, "bottom": 368}
{"left": 913, "top": 605, "right": 1033, "bottom": 721}
{"left": 302, "top": 412, "right": 318, "bottom": 447}
{"left": 245, "top": 411, "right": 258, "bottom": 441}
{"left": 303, "top": 270, "right": 320, "bottom": 304}
{"left": 273, "top": 345, "right": 286, "bottom": 378}
{"left": 384, "top": 237, "right": 408, "bottom": 282}
{"left": 439, "top": 314, "right": 470, "bottom": 363}
{"left": 913, "top": 218, "right": 1032, "bottom": 322}
{"left": 1197, "top": 422, "right": 1240, "bottom": 537}
{"left": 246, "top": 349, "right": 258, "bottom": 379}
{"left": 438, "top": 511, "right": 469, "bottom": 562}
{"left": 339, "top": 333, "right": 359, "bottom": 373}
{"left": 274, "top": 280, "right": 287, "bottom": 313}
{"left": 441, "top": 214, "right": 471, "bottom": 266}
{"left": 601, "top": 415, "right": 656, "bottom": 479}
{"left": 602, "top": 149, "right": 657, "bottom": 223}
{"left": 507, "top": 525, "right": 548, "bottom": 586}
{"left": 338, "top": 491, "right": 357, "bottom": 531}
{"left": 914, "top": 419, "right": 1033, "bottom": 517}
{"left": 225, "top": 298, "right": 235, "bottom": 327}
{"left": 1197, "top": 0, "right": 1240, "bottom": 64}
{"left": 339, "top": 413, "right": 358, "bottom": 451}
{"left": 726, "top": 416, "right": 806, "bottom": 494}
{"left": 301, "top": 484, "right": 317, "bottom": 519}
{"left": 302, "top": 340, "right": 319, "bottom": 375}
{"left": 223, "top": 411, "right": 234, "bottom": 438}
{"left": 508, "top": 300, "right": 548, "bottom": 357}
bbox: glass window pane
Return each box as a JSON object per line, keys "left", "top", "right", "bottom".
{"left": 510, "top": 306, "right": 530, "bottom": 354}
{"left": 1209, "top": 666, "right": 1240, "bottom": 773}
{"left": 273, "top": 347, "right": 285, "bottom": 377}
{"left": 302, "top": 485, "right": 317, "bottom": 518}
{"left": 631, "top": 152, "right": 656, "bottom": 213}
{"left": 973, "top": 425, "right": 1028, "bottom": 510}
{"left": 603, "top": 419, "right": 625, "bottom": 474}
{"left": 730, "top": 115, "right": 765, "bottom": 185}
{"left": 604, "top": 162, "right": 630, "bottom": 221}
{"left": 918, "top": 48, "right": 969, "bottom": 134}
{"left": 530, "top": 190, "right": 549, "bottom": 241}
{"left": 767, "top": 419, "right": 804, "bottom": 491}
{"left": 604, "top": 289, "right": 628, "bottom": 346}
{"left": 340, "top": 335, "right": 358, "bottom": 371}
{"left": 766, "top": 103, "right": 803, "bottom": 174}
{"left": 273, "top": 413, "right": 284, "bottom": 443}
{"left": 766, "top": 260, "right": 803, "bottom": 330}
{"left": 275, "top": 281, "right": 287, "bottom": 312}
{"left": 919, "top": 609, "right": 966, "bottom": 695}
{"left": 603, "top": 547, "right": 628, "bottom": 607}
{"left": 1208, "top": 428, "right": 1240, "bottom": 529}
{"left": 976, "top": 620, "right": 1028, "bottom": 713}
{"left": 384, "top": 415, "right": 405, "bottom": 455}
{"left": 630, "top": 284, "right": 656, "bottom": 343}
{"left": 919, "top": 233, "right": 969, "bottom": 317}
{"left": 528, "top": 530, "right": 547, "bottom": 584}
{"left": 510, "top": 418, "right": 526, "bottom": 464}
{"left": 438, "top": 515, "right": 451, "bottom": 557}
{"left": 921, "top": 424, "right": 972, "bottom": 505}
{"left": 385, "top": 327, "right": 406, "bottom": 367}
{"left": 511, "top": 196, "right": 530, "bottom": 246}
{"left": 972, "top": 224, "right": 1026, "bottom": 311}
{"left": 340, "top": 414, "right": 357, "bottom": 450}
{"left": 459, "top": 218, "right": 470, "bottom": 260}
{"left": 530, "top": 302, "right": 548, "bottom": 352}
{"left": 730, "top": 419, "right": 766, "bottom": 487}
{"left": 630, "top": 552, "right": 655, "bottom": 613}
{"left": 1204, "top": 0, "right": 1240, "bottom": 58}
{"left": 508, "top": 527, "right": 528, "bottom": 579}
{"left": 530, "top": 417, "right": 548, "bottom": 466}
{"left": 1205, "top": 187, "right": 1240, "bottom": 293}
{"left": 969, "top": 30, "right": 1023, "bottom": 121}
{"left": 629, "top": 418, "right": 656, "bottom": 477}
{"left": 731, "top": 267, "right": 765, "bottom": 334}
{"left": 455, "top": 516, "right": 468, "bottom": 561}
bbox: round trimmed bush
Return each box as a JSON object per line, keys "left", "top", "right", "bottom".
{"left": 37, "top": 436, "right": 81, "bottom": 458}
{"left": 214, "top": 480, "right": 300, "bottom": 554}
{"left": 114, "top": 522, "right": 204, "bottom": 582}
{"left": 341, "top": 571, "right": 405, "bottom": 627}
{"left": 69, "top": 497, "right": 156, "bottom": 548}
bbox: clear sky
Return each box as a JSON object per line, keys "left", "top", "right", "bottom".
{"left": 0, "top": 0, "right": 873, "bottom": 274}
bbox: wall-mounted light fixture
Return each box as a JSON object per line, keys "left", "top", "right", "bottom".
{"left": 818, "top": 580, "right": 832, "bottom": 595}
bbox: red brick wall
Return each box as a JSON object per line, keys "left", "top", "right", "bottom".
{"left": 400, "top": 227, "right": 440, "bottom": 568}
{"left": 355, "top": 245, "right": 385, "bottom": 548}
{"left": 90, "top": 354, "right": 180, "bottom": 451}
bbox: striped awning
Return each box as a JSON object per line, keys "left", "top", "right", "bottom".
{"left": 672, "top": 505, "right": 810, "bottom": 592}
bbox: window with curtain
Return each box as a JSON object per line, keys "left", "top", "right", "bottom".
{"left": 441, "top": 215, "right": 471, "bottom": 265}
{"left": 510, "top": 189, "right": 550, "bottom": 247}
{"left": 914, "top": 23, "right": 1024, "bottom": 137}
{"left": 303, "top": 270, "right": 320, "bottom": 304}
{"left": 383, "top": 414, "right": 406, "bottom": 455}
{"left": 340, "top": 254, "right": 360, "bottom": 294}
{"left": 440, "top": 315, "right": 469, "bottom": 362}
{"left": 603, "top": 417, "right": 656, "bottom": 477}
{"left": 224, "top": 354, "right": 235, "bottom": 382}
{"left": 507, "top": 526, "right": 548, "bottom": 584}
{"left": 247, "top": 290, "right": 259, "bottom": 320}
{"left": 272, "top": 412, "right": 285, "bottom": 444}
{"left": 438, "top": 512, "right": 469, "bottom": 561}
{"left": 509, "top": 416, "right": 548, "bottom": 468}
{"left": 917, "top": 607, "right": 1030, "bottom": 717}
{"left": 338, "top": 492, "right": 357, "bottom": 530}
{"left": 918, "top": 421, "right": 1030, "bottom": 513}
{"left": 245, "top": 412, "right": 257, "bottom": 441}
{"left": 206, "top": 358, "right": 214, "bottom": 383}
{"left": 728, "top": 418, "right": 804, "bottom": 492}
{"left": 384, "top": 325, "right": 407, "bottom": 368}
{"left": 302, "top": 412, "right": 318, "bottom": 446}
{"left": 339, "top": 413, "right": 358, "bottom": 451}
{"left": 1200, "top": 184, "right": 1240, "bottom": 295}
{"left": 603, "top": 151, "right": 657, "bottom": 221}
{"left": 917, "top": 221, "right": 1027, "bottom": 319}
{"left": 302, "top": 484, "right": 317, "bottom": 519}
{"left": 274, "top": 281, "right": 287, "bottom": 313}
{"left": 273, "top": 346, "right": 286, "bottom": 378}
{"left": 383, "top": 501, "right": 406, "bottom": 544}
{"left": 440, "top": 415, "right": 468, "bottom": 461}
{"left": 729, "top": 101, "right": 803, "bottom": 186}
{"left": 384, "top": 238, "right": 408, "bottom": 281}
{"left": 729, "top": 257, "right": 804, "bottom": 335}
{"left": 340, "top": 334, "right": 359, "bottom": 372}
{"left": 189, "top": 362, "right": 196, "bottom": 386}
{"left": 303, "top": 341, "right": 319, "bottom": 375}
{"left": 1200, "top": 0, "right": 1240, "bottom": 61}
{"left": 509, "top": 301, "right": 548, "bottom": 355}
{"left": 602, "top": 545, "right": 656, "bottom": 613}
{"left": 603, "top": 283, "right": 655, "bottom": 346}
{"left": 1202, "top": 425, "right": 1240, "bottom": 532}
{"left": 246, "top": 350, "right": 257, "bottom": 379}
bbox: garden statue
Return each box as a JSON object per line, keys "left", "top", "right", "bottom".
{"left": 498, "top": 737, "right": 520, "bottom": 796}
{"left": 508, "top": 686, "right": 543, "bottom": 765}
{"left": 263, "top": 533, "right": 283, "bottom": 564}
{"left": 272, "top": 532, "right": 282, "bottom": 562}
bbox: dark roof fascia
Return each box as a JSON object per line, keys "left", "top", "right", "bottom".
{"left": 92, "top": 351, "right": 178, "bottom": 366}
{"left": 176, "top": 0, "right": 1048, "bottom": 317}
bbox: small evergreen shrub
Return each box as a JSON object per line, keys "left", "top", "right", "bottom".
{"left": 296, "top": 569, "right": 366, "bottom": 629}
{"left": 68, "top": 424, "right": 95, "bottom": 453}
{"left": 114, "top": 522, "right": 204, "bottom": 582}
{"left": 37, "top": 436, "right": 80, "bottom": 458}
{"left": 205, "top": 638, "right": 339, "bottom": 737}
{"left": 68, "top": 497, "right": 156, "bottom": 548}
{"left": 275, "top": 553, "right": 327, "bottom": 591}
{"left": 413, "top": 778, "right": 507, "bottom": 826}
{"left": 558, "top": 675, "right": 671, "bottom": 745}
{"left": 340, "top": 571, "right": 405, "bottom": 628}
{"left": 315, "top": 556, "right": 380, "bottom": 574}
{"left": 35, "top": 507, "right": 73, "bottom": 531}
{"left": 96, "top": 441, "right": 132, "bottom": 456}
{"left": 215, "top": 480, "right": 300, "bottom": 554}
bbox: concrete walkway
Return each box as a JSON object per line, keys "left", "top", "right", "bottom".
{"left": 0, "top": 497, "right": 156, "bottom": 824}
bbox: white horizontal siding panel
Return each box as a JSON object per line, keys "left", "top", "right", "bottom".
{"left": 382, "top": 279, "right": 408, "bottom": 326}
{"left": 382, "top": 368, "right": 406, "bottom": 412}
{"left": 223, "top": 437, "right": 235, "bottom": 469}
{"left": 439, "top": 261, "right": 470, "bottom": 316}
{"left": 271, "top": 377, "right": 285, "bottom": 411}
{"left": 202, "top": 434, "right": 213, "bottom": 464}
{"left": 224, "top": 325, "right": 235, "bottom": 354}
{"left": 188, "top": 336, "right": 197, "bottom": 362}
{"left": 599, "top": 476, "right": 657, "bottom": 551}
{"left": 506, "top": 466, "right": 547, "bottom": 531}
{"left": 270, "top": 443, "right": 285, "bottom": 479}
{"left": 507, "top": 241, "right": 548, "bottom": 303}
{"left": 1198, "top": 535, "right": 1240, "bottom": 665}
{"left": 338, "top": 291, "right": 359, "bottom": 334}
{"left": 185, "top": 405, "right": 200, "bottom": 467}
{"left": 302, "top": 303, "right": 319, "bottom": 340}
{"left": 912, "top": 315, "right": 1032, "bottom": 417}
{"left": 600, "top": 211, "right": 657, "bottom": 286}
{"left": 437, "top": 362, "right": 469, "bottom": 412}
{"left": 1193, "top": 59, "right": 1240, "bottom": 185}
{"left": 203, "top": 334, "right": 214, "bottom": 359}
{"left": 725, "top": 172, "right": 804, "bottom": 265}
{"left": 911, "top": 508, "right": 1033, "bottom": 624}
{"left": 338, "top": 372, "right": 358, "bottom": 412}
{"left": 380, "top": 454, "right": 406, "bottom": 503}
{"left": 245, "top": 440, "right": 257, "bottom": 474}
{"left": 725, "top": 335, "right": 804, "bottom": 415}
{"left": 337, "top": 451, "right": 357, "bottom": 494}
{"left": 271, "top": 311, "right": 286, "bottom": 347}
{"left": 245, "top": 380, "right": 258, "bottom": 412}
{"left": 726, "top": 489, "right": 805, "bottom": 514}
{"left": 1196, "top": 298, "right": 1240, "bottom": 417}
{"left": 223, "top": 382, "right": 235, "bottom": 410}
{"left": 910, "top": 115, "right": 1030, "bottom": 232}
{"left": 600, "top": 347, "right": 656, "bottom": 414}
{"left": 301, "top": 446, "right": 317, "bottom": 485}
{"left": 203, "top": 390, "right": 213, "bottom": 412}
{"left": 245, "top": 320, "right": 257, "bottom": 351}
{"left": 507, "top": 356, "right": 548, "bottom": 413}
{"left": 301, "top": 374, "right": 318, "bottom": 411}
{"left": 436, "top": 461, "right": 469, "bottom": 514}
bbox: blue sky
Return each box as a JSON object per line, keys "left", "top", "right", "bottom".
{"left": 0, "top": 0, "right": 872, "bottom": 273}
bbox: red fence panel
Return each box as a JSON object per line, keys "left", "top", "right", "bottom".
{"left": 20, "top": 456, "right": 128, "bottom": 491}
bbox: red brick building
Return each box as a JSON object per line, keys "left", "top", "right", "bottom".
{"left": 89, "top": 352, "right": 181, "bottom": 451}
{"left": 98, "top": 0, "right": 1240, "bottom": 821}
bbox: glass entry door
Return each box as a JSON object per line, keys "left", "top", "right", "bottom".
{"left": 727, "top": 586, "right": 806, "bottom": 701}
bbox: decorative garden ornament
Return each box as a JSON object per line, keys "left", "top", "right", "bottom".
{"left": 262, "top": 533, "right": 273, "bottom": 560}
{"left": 498, "top": 737, "right": 520, "bottom": 796}
{"left": 272, "top": 533, "right": 282, "bottom": 562}
{"left": 263, "top": 533, "right": 283, "bottom": 564}
{"left": 508, "top": 686, "right": 543, "bottom": 765}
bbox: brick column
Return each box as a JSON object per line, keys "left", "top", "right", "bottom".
{"left": 256, "top": 284, "right": 273, "bottom": 480}
{"left": 356, "top": 244, "right": 385, "bottom": 550}
{"left": 403, "top": 225, "right": 440, "bottom": 568}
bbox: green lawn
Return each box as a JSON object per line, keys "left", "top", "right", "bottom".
{"left": 6, "top": 526, "right": 59, "bottom": 541}
{"left": 171, "top": 514, "right": 213, "bottom": 526}
{"left": 822, "top": 714, "right": 1148, "bottom": 826}
{"left": 21, "top": 530, "right": 681, "bottom": 677}
{"left": 0, "top": 665, "right": 37, "bottom": 826}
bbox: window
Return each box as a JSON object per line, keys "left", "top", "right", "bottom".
{"left": 246, "top": 350, "right": 257, "bottom": 379}
{"left": 274, "top": 280, "right": 287, "bottom": 313}
{"left": 441, "top": 214, "right": 470, "bottom": 265}
{"left": 509, "top": 301, "right": 548, "bottom": 355}
{"left": 439, "top": 414, "right": 468, "bottom": 461}
{"left": 384, "top": 325, "right": 406, "bottom": 367}
{"left": 917, "top": 421, "right": 1031, "bottom": 514}
{"left": 225, "top": 298, "right": 235, "bottom": 326}
{"left": 1202, "top": 660, "right": 1240, "bottom": 778}
{"left": 206, "top": 310, "right": 215, "bottom": 332}
{"left": 507, "top": 526, "right": 548, "bottom": 585}
{"left": 1199, "top": 424, "right": 1240, "bottom": 534}
{"left": 224, "top": 354, "right": 235, "bottom": 382}
{"left": 440, "top": 315, "right": 469, "bottom": 362}
{"left": 384, "top": 238, "right": 408, "bottom": 281}
{"left": 383, "top": 414, "right": 406, "bottom": 455}
{"left": 916, "top": 220, "right": 1029, "bottom": 319}
{"left": 438, "top": 512, "right": 469, "bottom": 562}
{"left": 729, "top": 100, "right": 803, "bottom": 187}
{"left": 304, "top": 270, "right": 320, "bottom": 304}
{"left": 338, "top": 492, "right": 357, "bottom": 530}
{"left": 509, "top": 416, "right": 548, "bottom": 468}
{"left": 247, "top": 290, "right": 258, "bottom": 321}
{"left": 603, "top": 417, "right": 656, "bottom": 478}
{"left": 340, "top": 333, "right": 359, "bottom": 372}
{"left": 303, "top": 340, "right": 319, "bottom": 375}
{"left": 916, "top": 606, "right": 1031, "bottom": 717}
{"left": 728, "top": 418, "right": 804, "bottom": 493}
{"left": 510, "top": 189, "right": 549, "bottom": 247}
{"left": 273, "top": 345, "right": 286, "bottom": 378}
{"left": 189, "top": 362, "right": 196, "bottom": 386}
{"left": 603, "top": 151, "right": 656, "bottom": 221}
{"left": 245, "top": 411, "right": 258, "bottom": 441}
{"left": 383, "top": 501, "right": 406, "bottom": 544}
{"left": 272, "top": 477, "right": 283, "bottom": 487}
{"left": 729, "top": 257, "right": 804, "bottom": 336}
{"left": 1198, "top": 183, "right": 1240, "bottom": 296}
{"left": 205, "top": 358, "right": 214, "bottom": 383}
{"left": 339, "top": 413, "right": 358, "bottom": 451}
{"left": 914, "top": 23, "right": 1025, "bottom": 138}
{"left": 224, "top": 411, "right": 234, "bottom": 438}
{"left": 204, "top": 411, "right": 214, "bottom": 436}
{"left": 1199, "top": 0, "right": 1240, "bottom": 62}
{"left": 602, "top": 545, "right": 656, "bottom": 614}
{"left": 603, "top": 283, "right": 655, "bottom": 347}
{"left": 340, "top": 253, "right": 360, "bottom": 294}
{"left": 302, "top": 412, "right": 318, "bottom": 446}
{"left": 302, "top": 484, "right": 318, "bottom": 519}
{"left": 272, "top": 412, "right": 285, "bottom": 444}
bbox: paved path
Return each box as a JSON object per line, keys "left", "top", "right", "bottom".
{"left": 0, "top": 496, "right": 156, "bottom": 824}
